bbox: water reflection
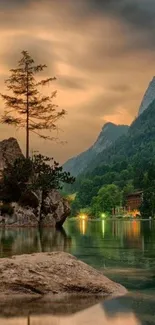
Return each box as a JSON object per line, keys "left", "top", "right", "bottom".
{"left": 0, "top": 296, "right": 143, "bottom": 325}
{"left": 1, "top": 220, "right": 155, "bottom": 271}
{"left": 1, "top": 220, "right": 155, "bottom": 291}
{"left": 0, "top": 227, "right": 72, "bottom": 257}
{"left": 65, "top": 219, "right": 155, "bottom": 269}
{"left": 78, "top": 219, "right": 87, "bottom": 235}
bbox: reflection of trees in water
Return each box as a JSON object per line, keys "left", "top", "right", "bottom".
{"left": 0, "top": 227, "right": 72, "bottom": 257}
{"left": 65, "top": 220, "right": 155, "bottom": 269}
{"left": 39, "top": 227, "right": 72, "bottom": 252}
{"left": 141, "top": 221, "right": 155, "bottom": 259}
{"left": 0, "top": 228, "right": 15, "bottom": 257}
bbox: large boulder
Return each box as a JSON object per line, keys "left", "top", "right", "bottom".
{"left": 0, "top": 252, "right": 127, "bottom": 298}
{"left": 0, "top": 190, "right": 71, "bottom": 227}
{"left": 0, "top": 138, "right": 71, "bottom": 227}
{"left": 41, "top": 190, "right": 71, "bottom": 227}
{"left": 0, "top": 203, "right": 38, "bottom": 227}
{"left": 0, "top": 137, "right": 23, "bottom": 174}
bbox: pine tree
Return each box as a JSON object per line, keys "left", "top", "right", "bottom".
{"left": 1, "top": 50, "right": 65, "bottom": 158}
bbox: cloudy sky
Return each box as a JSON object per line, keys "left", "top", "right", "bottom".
{"left": 0, "top": 0, "right": 155, "bottom": 163}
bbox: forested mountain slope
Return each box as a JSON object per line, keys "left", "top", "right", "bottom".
{"left": 63, "top": 123, "right": 128, "bottom": 176}
{"left": 83, "top": 99, "right": 155, "bottom": 175}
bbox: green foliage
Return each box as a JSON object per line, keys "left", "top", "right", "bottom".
{"left": 0, "top": 158, "right": 32, "bottom": 202}
{"left": 140, "top": 163, "right": 155, "bottom": 218}
{"left": 0, "top": 203, "right": 14, "bottom": 216}
{"left": 30, "top": 154, "right": 75, "bottom": 191}
{"left": 122, "top": 182, "right": 134, "bottom": 206}
{"left": 69, "top": 100, "right": 155, "bottom": 216}
{"left": 90, "top": 184, "right": 121, "bottom": 217}
{"left": 76, "top": 179, "right": 97, "bottom": 207}
{"left": 71, "top": 197, "right": 82, "bottom": 216}
{"left": 79, "top": 207, "right": 92, "bottom": 216}
{"left": 0, "top": 154, "right": 75, "bottom": 203}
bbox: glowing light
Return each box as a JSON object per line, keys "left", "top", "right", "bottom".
{"left": 101, "top": 213, "right": 106, "bottom": 218}
{"left": 79, "top": 214, "right": 88, "bottom": 220}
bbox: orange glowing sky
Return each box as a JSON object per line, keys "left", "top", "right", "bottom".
{"left": 0, "top": 0, "right": 155, "bottom": 163}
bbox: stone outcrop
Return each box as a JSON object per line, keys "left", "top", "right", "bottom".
{"left": 0, "top": 137, "right": 23, "bottom": 174}
{"left": 41, "top": 190, "right": 71, "bottom": 227}
{"left": 0, "top": 137, "right": 71, "bottom": 227}
{"left": 0, "top": 252, "right": 127, "bottom": 298}
{"left": 0, "top": 189, "right": 71, "bottom": 228}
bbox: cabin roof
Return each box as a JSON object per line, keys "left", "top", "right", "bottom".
{"left": 126, "top": 191, "right": 143, "bottom": 198}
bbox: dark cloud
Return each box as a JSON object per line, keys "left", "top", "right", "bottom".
{"left": 89, "top": 0, "right": 155, "bottom": 28}
{"left": 0, "top": 0, "right": 31, "bottom": 9}
{"left": 87, "top": 0, "right": 155, "bottom": 50}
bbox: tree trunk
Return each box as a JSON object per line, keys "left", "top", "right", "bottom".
{"left": 26, "top": 109, "right": 29, "bottom": 159}
{"left": 26, "top": 63, "right": 29, "bottom": 159}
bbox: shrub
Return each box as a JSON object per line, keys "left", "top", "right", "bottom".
{"left": 0, "top": 154, "right": 75, "bottom": 203}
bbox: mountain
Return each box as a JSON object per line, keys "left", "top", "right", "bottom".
{"left": 83, "top": 98, "right": 155, "bottom": 174}
{"left": 63, "top": 123, "right": 129, "bottom": 176}
{"left": 138, "top": 77, "right": 155, "bottom": 116}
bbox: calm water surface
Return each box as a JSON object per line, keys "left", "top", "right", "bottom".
{"left": 0, "top": 219, "right": 155, "bottom": 324}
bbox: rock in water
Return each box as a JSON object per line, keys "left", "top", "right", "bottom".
{"left": 0, "top": 252, "right": 127, "bottom": 297}
{"left": 41, "top": 190, "right": 71, "bottom": 227}
{"left": 0, "top": 190, "right": 71, "bottom": 227}
{"left": 0, "top": 138, "right": 71, "bottom": 227}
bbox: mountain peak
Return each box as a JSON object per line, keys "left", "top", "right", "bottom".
{"left": 102, "top": 122, "right": 116, "bottom": 131}
{"left": 138, "top": 76, "right": 155, "bottom": 116}
{"left": 63, "top": 123, "right": 129, "bottom": 176}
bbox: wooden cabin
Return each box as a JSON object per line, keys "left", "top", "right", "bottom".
{"left": 126, "top": 191, "right": 143, "bottom": 211}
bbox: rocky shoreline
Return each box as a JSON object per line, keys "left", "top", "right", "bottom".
{"left": 0, "top": 189, "right": 70, "bottom": 228}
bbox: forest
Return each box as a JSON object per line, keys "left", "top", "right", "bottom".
{"left": 68, "top": 99, "right": 155, "bottom": 218}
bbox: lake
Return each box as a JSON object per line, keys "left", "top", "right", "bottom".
{"left": 0, "top": 219, "right": 155, "bottom": 324}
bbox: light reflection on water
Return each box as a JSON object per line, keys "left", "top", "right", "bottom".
{"left": 0, "top": 220, "right": 155, "bottom": 282}
{"left": 0, "top": 297, "right": 143, "bottom": 325}
{"left": 0, "top": 220, "right": 155, "bottom": 323}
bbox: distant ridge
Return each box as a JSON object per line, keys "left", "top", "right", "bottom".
{"left": 63, "top": 123, "right": 129, "bottom": 176}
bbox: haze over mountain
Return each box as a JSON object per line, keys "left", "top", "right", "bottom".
{"left": 63, "top": 123, "right": 129, "bottom": 176}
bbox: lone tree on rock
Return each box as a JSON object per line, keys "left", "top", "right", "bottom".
{"left": 1, "top": 50, "right": 65, "bottom": 158}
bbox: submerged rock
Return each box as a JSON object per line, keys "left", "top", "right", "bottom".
{"left": 0, "top": 252, "right": 127, "bottom": 298}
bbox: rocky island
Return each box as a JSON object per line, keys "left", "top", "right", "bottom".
{"left": 0, "top": 137, "right": 71, "bottom": 228}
